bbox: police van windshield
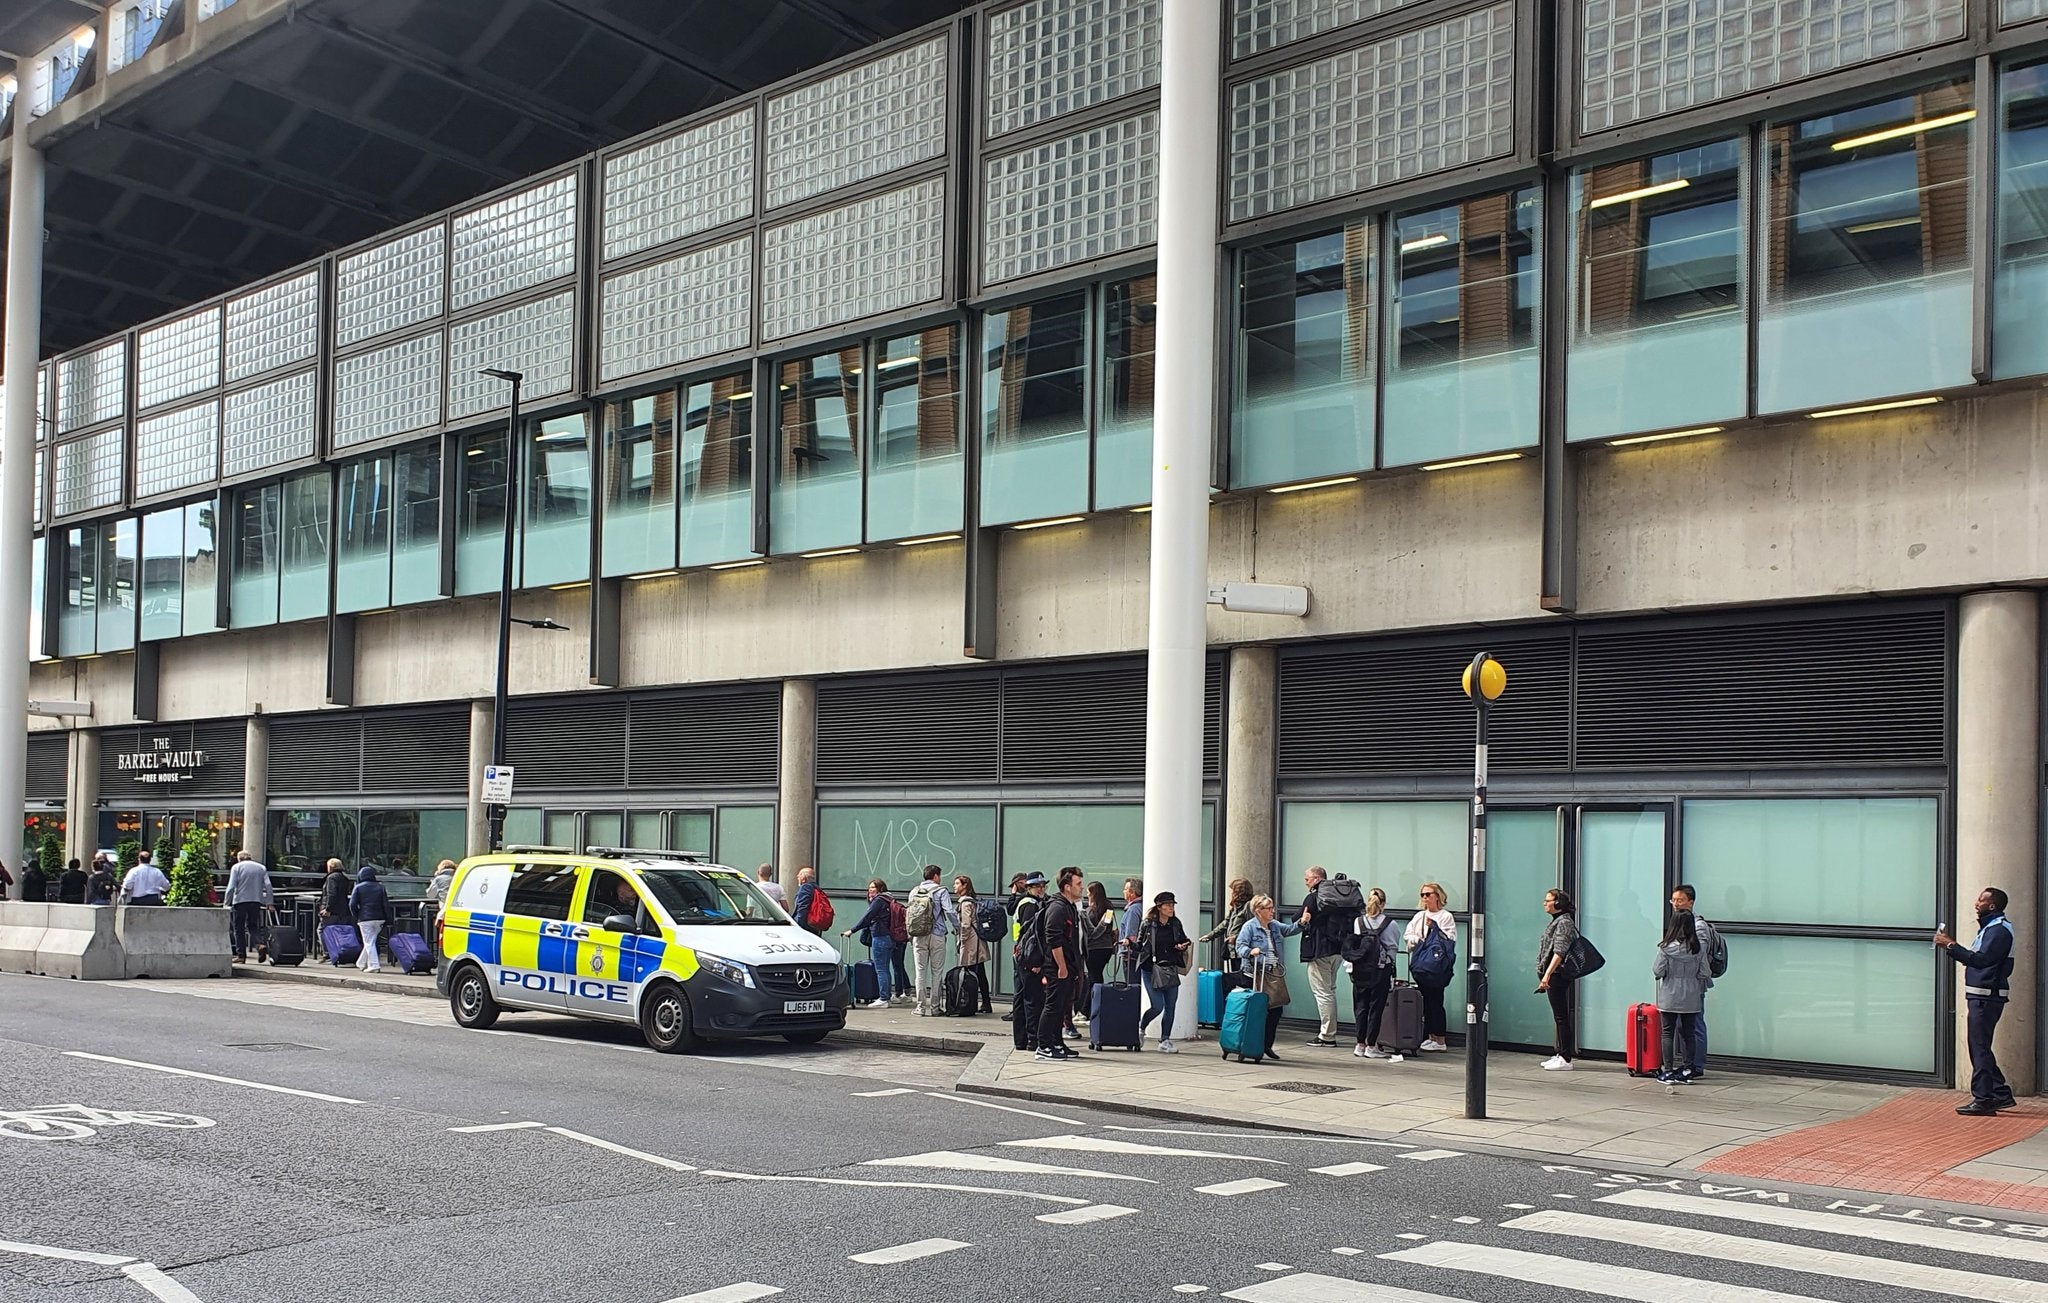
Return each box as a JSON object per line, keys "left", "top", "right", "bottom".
{"left": 637, "top": 868, "right": 790, "bottom": 926}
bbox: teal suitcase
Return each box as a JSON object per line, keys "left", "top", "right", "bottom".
{"left": 1219, "top": 985, "right": 1269, "bottom": 1063}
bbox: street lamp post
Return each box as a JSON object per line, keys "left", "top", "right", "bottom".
{"left": 480, "top": 368, "right": 522, "bottom": 851}
{"left": 1461, "top": 651, "right": 1506, "bottom": 1120}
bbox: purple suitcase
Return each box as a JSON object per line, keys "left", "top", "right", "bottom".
{"left": 320, "top": 923, "right": 362, "bottom": 966}
{"left": 387, "top": 931, "right": 432, "bottom": 974}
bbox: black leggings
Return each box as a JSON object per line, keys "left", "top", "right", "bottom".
{"left": 1263, "top": 1005, "right": 1286, "bottom": 1055}
{"left": 1352, "top": 973, "right": 1390, "bottom": 1047}
{"left": 1547, "top": 979, "right": 1576, "bottom": 1061}
{"left": 1420, "top": 982, "right": 1449, "bottom": 1038}
{"left": 1660, "top": 1009, "right": 1696, "bottom": 1073}
{"left": 970, "top": 961, "right": 991, "bottom": 1012}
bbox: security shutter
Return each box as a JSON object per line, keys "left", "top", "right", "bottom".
{"left": 504, "top": 696, "right": 628, "bottom": 789}
{"left": 1203, "top": 656, "right": 1225, "bottom": 781}
{"left": 361, "top": 707, "right": 470, "bottom": 794}
{"left": 25, "top": 734, "right": 66, "bottom": 800}
{"left": 817, "top": 674, "right": 998, "bottom": 785}
{"left": 1000, "top": 662, "right": 1147, "bottom": 782}
{"left": 628, "top": 685, "right": 779, "bottom": 788}
{"left": 97, "top": 720, "right": 246, "bottom": 801}
{"left": 268, "top": 715, "right": 364, "bottom": 795}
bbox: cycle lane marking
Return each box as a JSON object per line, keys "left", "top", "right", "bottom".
{"left": 61, "top": 1052, "right": 363, "bottom": 1105}
{"left": 0, "top": 1105, "right": 217, "bottom": 1141}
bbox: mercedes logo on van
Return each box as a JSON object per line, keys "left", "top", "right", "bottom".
{"left": 794, "top": 968, "right": 814, "bottom": 990}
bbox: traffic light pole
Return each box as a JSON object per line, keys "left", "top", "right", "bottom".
{"left": 1465, "top": 651, "right": 1497, "bottom": 1120}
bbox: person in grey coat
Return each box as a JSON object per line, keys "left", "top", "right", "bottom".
{"left": 1652, "top": 910, "right": 1710, "bottom": 1085}
{"left": 224, "top": 849, "right": 276, "bottom": 963}
{"left": 1534, "top": 888, "right": 1582, "bottom": 1071}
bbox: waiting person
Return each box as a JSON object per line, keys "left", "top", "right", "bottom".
{"left": 1535, "top": 888, "right": 1581, "bottom": 1072}
{"left": 1082, "top": 882, "right": 1118, "bottom": 992}
{"left": 57, "top": 858, "right": 87, "bottom": 905}
{"left": 19, "top": 857, "right": 47, "bottom": 902}
{"left": 1007, "top": 872, "right": 1049, "bottom": 1037}
{"left": 1937, "top": 888, "right": 2018, "bottom": 1116}
{"left": 318, "top": 858, "right": 351, "bottom": 925}
{"left": 426, "top": 859, "right": 456, "bottom": 905}
{"left": 224, "top": 849, "right": 276, "bottom": 964}
{"left": 0, "top": 859, "right": 12, "bottom": 898}
{"left": 1670, "top": 883, "right": 1717, "bottom": 1077}
{"left": 349, "top": 866, "right": 390, "bottom": 973}
{"left": 1136, "top": 891, "right": 1192, "bottom": 1053}
{"left": 907, "top": 864, "right": 957, "bottom": 1017}
{"left": 1652, "top": 909, "right": 1709, "bottom": 1086}
{"left": 756, "top": 863, "right": 787, "bottom": 909}
{"left": 1032, "top": 868, "right": 1085, "bottom": 1061}
{"left": 119, "top": 855, "right": 170, "bottom": 906}
{"left": 1235, "top": 895, "right": 1301, "bottom": 1062}
{"left": 85, "top": 857, "right": 115, "bottom": 905}
{"left": 792, "top": 866, "right": 827, "bottom": 934}
{"left": 1404, "top": 883, "right": 1458, "bottom": 1052}
{"left": 842, "top": 880, "right": 904, "bottom": 1009}
{"left": 1347, "top": 888, "right": 1399, "bottom": 1059}
{"left": 1297, "top": 864, "right": 1354, "bottom": 1048}
{"left": 953, "top": 874, "right": 993, "bottom": 1014}
{"left": 1117, "top": 876, "right": 1144, "bottom": 965}
{"left": 1200, "top": 878, "right": 1256, "bottom": 972}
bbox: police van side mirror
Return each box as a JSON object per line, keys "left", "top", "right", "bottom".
{"left": 603, "top": 913, "right": 638, "bottom": 934}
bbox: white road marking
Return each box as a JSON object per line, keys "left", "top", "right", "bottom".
{"left": 1036, "top": 1204, "right": 1139, "bottom": 1225}
{"left": 1600, "top": 1189, "right": 2048, "bottom": 1266}
{"left": 1224, "top": 1275, "right": 1474, "bottom": 1302}
{"left": 1196, "top": 1177, "right": 1288, "bottom": 1196}
{"left": 0, "top": 1238, "right": 136, "bottom": 1266}
{"left": 1173, "top": 1287, "right": 1209, "bottom": 1294}
{"left": 1386, "top": 1241, "right": 1832, "bottom": 1303}
{"left": 1504, "top": 1203, "right": 1534, "bottom": 1209}
{"left": 1501, "top": 1212, "right": 2048, "bottom": 1302}
{"left": 448, "top": 1121, "right": 546, "bottom": 1133}
{"left": 1107, "top": 1126, "right": 1407, "bottom": 1148}
{"left": 1312, "top": 1162, "right": 1386, "bottom": 1176}
{"left": 1330, "top": 1248, "right": 1362, "bottom": 1256}
{"left": 1004, "top": 1134, "right": 1285, "bottom": 1163}
{"left": 848, "top": 1238, "right": 970, "bottom": 1265}
{"left": 60, "top": 1052, "right": 363, "bottom": 1105}
{"left": 1394, "top": 1234, "right": 1428, "bottom": 1241}
{"left": 660, "top": 1285, "right": 782, "bottom": 1303}
{"left": 543, "top": 1126, "right": 698, "bottom": 1173}
{"left": 121, "top": 1263, "right": 206, "bottom": 1303}
{"left": 1255, "top": 1262, "right": 1292, "bottom": 1271}
{"left": 700, "top": 1169, "right": 1088, "bottom": 1206}
{"left": 865, "top": 1150, "right": 1153, "bottom": 1182}
{"left": 851, "top": 1088, "right": 919, "bottom": 1097}
{"left": 1453, "top": 1217, "right": 1481, "bottom": 1225}
{"left": 923, "top": 1092, "right": 1080, "bottom": 1125}
{"left": 1399, "top": 1149, "right": 1464, "bottom": 1162}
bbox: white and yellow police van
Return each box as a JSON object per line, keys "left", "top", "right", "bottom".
{"left": 434, "top": 847, "right": 846, "bottom": 1052}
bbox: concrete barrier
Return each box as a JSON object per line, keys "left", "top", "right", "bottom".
{"left": 115, "top": 906, "right": 232, "bottom": 979}
{"left": 0, "top": 902, "right": 50, "bottom": 974}
{"left": 36, "top": 903, "right": 124, "bottom": 980}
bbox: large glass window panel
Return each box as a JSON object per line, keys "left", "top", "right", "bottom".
{"left": 601, "top": 392, "right": 677, "bottom": 577}
{"left": 140, "top": 508, "right": 183, "bottom": 641}
{"left": 1576, "top": 809, "right": 1666, "bottom": 1054}
{"left": 1680, "top": 798, "right": 1935, "bottom": 928}
{"left": 1097, "top": 277, "right": 1155, "bottom": 509}
{"left": 1486, "top": 810, "right": 1563, "bottom": 1048}
{"left": 1704, "top": 935, "right": 1933, "bottom": 1071}
{"left": 868, "top": 326, "right": 964, "bottom": 540}
{"left": 419, "top": 809, "right": 469, "bottom": 871}
{"left": 454, "top": 431, "right": 508, "bottom": 597}
{"left": 679, "top": 375, "right": 755, "bottom": 567}
{"left": 772, "top": 349, "right": 864, "bottom": 554}
{"left": 524, "top": 413, "right": 591, "bottom": 587}
{"left": 56, "top": 525, "right": 96, "bottom": 656}
{"left": 97, "top": 518, "right": 137, "bottom": 652}
{"left": 1997, "top": 61, "right": 2048, "bottom": 380}
{"left": 1759, "top": 82, "right": 1974, "bottom": 412}
{"left": 1569, "top": 142, "right": 1746, "bottom": 440}
{"left": 336, "top": 457, "right": 393, "bottom": 613}
{"left": 1384, "top": 187, "right": 1542, "bottom": 466}
{"left": 714, "top": 805, "right": 775, "bottom": 877}
{"left": 817, "top": 804, "right": 1000, "bottom": 895}
{"left": 229, "top": 483, "right": 280, "bottom": 629}
{"left": 392, "top": 443, "right": 441, "bottom": 605}
{"left": 999, "top": 805, "right": 1142, "bottom": 885}
{"left": 1233, "top": 224, "right": 1373, "bottom": 487}
{"left": 279, "top": 471, "right": 330, "bottom": 622}
{"left": 670, "top": 810, "right": 714, "bottom": 856}
{"left": 182, "top": 500, "right": 219, "bottom": 636}
{"left": 980, "top": 293, "right": 1089, "bottom": 525}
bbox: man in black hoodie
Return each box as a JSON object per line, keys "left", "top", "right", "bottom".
{"left": 57, "top": 858, "right": 88, "bottom": 905}
{"left": 19, "top": 858, "right": 48, "bottom": 902}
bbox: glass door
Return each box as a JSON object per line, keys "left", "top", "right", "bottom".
{"left": 1574, "top": 806, "right": 1671, "bottom": 1053}
{"left": 1485, "top": 808, "right": 1563, "bottom": 1047}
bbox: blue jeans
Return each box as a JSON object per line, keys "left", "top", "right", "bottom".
{"left": 1139, "top": 967, "right": 1180, "bottom": 1039}
{"left": 870, "top": 936, "right": 899, "bottom": 1001}
{"left": 1687, "top": 1008, "right": 1708, "bottom": 1073}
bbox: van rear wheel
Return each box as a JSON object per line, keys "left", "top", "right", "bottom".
{"left": 450, "top": 965, "right": 500, "bottom": 1030}
{"left": 641, "top": 984, "right": 698, "bottom": 1053}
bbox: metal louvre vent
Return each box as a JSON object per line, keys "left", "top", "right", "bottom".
{"left": 97, "top": 721, "right": 247, "bottom": 800}
{"left": 268, "top": 716, "right": 364, "bottom": 795}
{"left": 25, "top": 734, "right": 66, "bottom": 800}
{"left": 1279, "top": 637, "right": 1571, "bottom": 777}
{"left": 817, "top": 676, "right": 999, "bottom": 786}
{"left": 1001, "top": 664, "right": 1147, "bottom": 782}
{"left": 505, "top": 697, "right": 628, "bottom": 790}
{"left": 1204, "top": 657, "right": 1225, "bottom": 781}
{"left": 360, "top": 708, "right": 470, "bottom": 794}
{"left": 628, "top": 686, "right": 779, "bottom": 788}
{"left": 1574, "top": 610, "right": 1948, "bottom": 769}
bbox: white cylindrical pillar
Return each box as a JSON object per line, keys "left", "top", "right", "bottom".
{"left": 0, "top": 124, "right": 47, "bottom": 894}
{"left": 776, "top": 679, "right": 817, "bottom": 896}
{"left": 1144, "top": 0, "right": 1222, "bottom": 1041}
{"left": 242, "top": 716, "right": 268, "bottom": 861}
{"left": 1224, "top": 646, "right": 1278, "bottom": 904}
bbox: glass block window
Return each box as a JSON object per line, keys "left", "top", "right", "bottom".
{"left": 450, "top": 173, "right": 580, "bottom": 311}
{"left": 137, "top": 307, "right": 223, "bottom": 411}
{"left": 57, "top": 342, "right": 127, "bottom": 434}
{"left": 1, "top": 367, "right": 51, "bottom": 442}
{"left": 223, "top": 370, "right": 317, "bottom": 477}
{"left": 34, "top": 448, "right": 44, "bottom": 525}
{"left": 986, "top": 0, "right": 1162, "bottom": 138}
{"left": 1229, "top": 6, "right": 1516, "bottom": 224}
{"left": 52, "top": 427, "right": 125, "bottom": 517}
{"left": 225, "top": 271, "right": 319, "bottom": 383}
{"left": 598, "top": 236, "right": 753, "bottom": 383}
{"left": 2009, "top": 0, "right": 2048, "bottom": 21}
{"left": 603, "top": 109, "right": 755, "bottom": 262}
{"left": 1230, "top": 0, "right": 1428, "bottom": 58}
{"left": 761, "top": 178, "right": 947, "bottom": 341}
{"left": 765, "top": 36, "right": 949, "bottom": 209}
{"left": 337, "top": 226, "right": 446, "bottom": 348}
{"left": 135, "top": 401, "right": 222, "bottom": 500}
{"left": 983, "top": 111, "right": 1159, "bottom": 285}
{"left": 1580, "top": 0, "right": 1968, "bottom": 133}
{"left": 447, "top": 292, "right": 578, "bottom": 420}
{"left": 334, "top": 332, "right": 444, "bottom": 450}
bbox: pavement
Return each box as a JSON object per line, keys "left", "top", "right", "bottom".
{"left": 231, "top": 958, "right": 2048, "bottom": 1215}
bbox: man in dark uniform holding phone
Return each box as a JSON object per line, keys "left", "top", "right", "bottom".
{"left": 1936, "top": 887, "right": 2018, "bottom": 1116}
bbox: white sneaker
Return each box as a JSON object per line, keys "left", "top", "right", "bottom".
{"left": 1543, "top": 1058, "right": 1574, "bottom": 1071}
{"left": 863, "top": 999, "right": 890, "bottom": 1009}
{"left": 1364, "top": 1045, "right": 1391, "bottom": 1060}
{"left": 1159, "top": 1040, "right": 1177, "bottom": 1054}
{"left": 1540, "top": 1054, "right": 1564, "bottom": 1069}
{"left": 1420, "top": 1039, "right": 1448, "bottom": 1052}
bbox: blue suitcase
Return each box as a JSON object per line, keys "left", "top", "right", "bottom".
{"left": 320, "top": 923, "right": 362, "bottom": 966}
{"left": 1219, "top": 985, "right": 1270, "bottom": 1063}
{"left": 1197, "top": 969, "right": 1228, "bottom": 1027}
{"left": 387, "top": 931, "right": 432, "bottom": 974}
{"left": 849, "top": 961, "right": 880, "bottom": 1004}
{"left": 1089, "top": 961, "right": 1142, "bottom": 1051}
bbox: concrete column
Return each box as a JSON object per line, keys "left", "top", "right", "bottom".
{"left": 1142, "top": 0, "right": 1222, "bottom": 1042}
{"left": 67, "top": 729, "right": 99, "bottom": 870}
{"left": 466, "top": 699, "right": 494, "bottom": 855}
{"left": 776, "top": 678, "right": 816, "bottom": 895}
{"left": 0, "top": 119, "right": 48, "bottom": 896}
{"left": 1224, "top": 646, "right": 1278, "bottom": 902}
{"left": 1955, "top": 589, "right": 2039, "bottom": 1097}
{"left": 242, "top": 716, "right": 267, "bottom": 861}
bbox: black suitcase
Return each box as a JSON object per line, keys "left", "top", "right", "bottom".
{"left": 1088, "top": 959, "right": 1143, "bottom": 1051}
{"left": 941, "top": 966, "right": 982, "bottom": 1016}
{"left": 849, "top": 961, "right": 880, "bottom": 1004}
{"left": 1381, "top": 981, "right": 1425, "bottom": 1054}
{"left": 265, "top": 924, "right": 306, "bottom": 967}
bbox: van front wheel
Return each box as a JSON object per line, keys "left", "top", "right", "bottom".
{"left": 450, "top": 965, "right": 500, "bottom": 1030}
{"left": 641, "top": 984, "right": 698, "bottom": 1053}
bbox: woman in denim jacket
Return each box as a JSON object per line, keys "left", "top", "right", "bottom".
{"left": 1235, "top": 895, "right": 1301, "bottom": 1062}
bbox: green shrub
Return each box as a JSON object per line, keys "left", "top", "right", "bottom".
{"left": 38, "top": 832, "right": 61, "bottom": 879}
{"left": 166, "top": 825, "right": 216, "bottom": 909}
{"left": 152, "top": 836, "right": 175, "bottom": 875}
{"left": 115, "top": 839, "right": 141, "bottom": 882}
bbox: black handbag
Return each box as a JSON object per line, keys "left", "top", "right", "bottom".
{"left": 1559, "top": 934, "right": 1606, "bottom": 979}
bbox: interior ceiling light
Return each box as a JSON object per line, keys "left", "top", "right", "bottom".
{"left": 1267, "top": 475, "right": 1360, "bottom": 495}
{"left": 1129, "top": 505, "right": 1154, "bottom": 513}
{"left": 1587, "top": 178, "right": 1691, "bottom": 210}
{"left": 709, "top": 558, "right": 764, "bottom": 570}
{"left": 1806, "top": 395, "right": 1943, "bottom": 419}
{"left": 893, "top": 533, "right": 961, "bottom": 546}
{"left": 875, "top": 356, "right": 921, "bottom": 371}
{"left": 1830, "top": 109, "right": 1975, "bottom": 152}
{"left": 1010, "top": 515, "right": 1086, "bottom": 531}
{"left": 1398, "top": 233, "right": 1451, "bottom": 253}
{"left": 1608, "top": 425, "right": 1725, "bottom": 447}
{"left": 1419, "top": 452, "right": 1525, "bottom": 472}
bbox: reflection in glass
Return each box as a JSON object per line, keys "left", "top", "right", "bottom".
{"left": 336, "top": 456, "right": 393, "bottom": 613}
{"left": 140, "top": 508, "right": 184, "bottom": 641}
{"left": 182, "top": 500, "right": 218, "bottom": 636}
{"left": 453, "top": 430, "right": 507, "bottom": 597}
{"left": 1759, "top": 81, "right": 1974, "bottom": 412}
{"left": 1383, "top": 186, "right": 1541, "bottom": 466}
{"left": 1098, "top": 278, "right": 1156, "bottom": 509}
{"left": 279, "top": 471, "right": 330, "bottom": 622}
{"left": 1997, "top": 61, "right": 2048, "bottom": 379}
{"left": 392, "top": 442, "right": 440, "bottom": 605}
{"left": 1570, "top": 142, "right": 1745, "bottom": 440}
{"left": 680, "top": 374, "right": 755, "bottom": 567}
{"left": 524, "top": 413, "right": 591, "bottom": 587}
{"left": 601, "top": 391, "right": 677, "bottom": 576}
{"left": 99, "top": 517, "right": 136, "bottom": 651}
{"left": 772, "top": 349, "right": 863, "bottom": 554}
{"left": 980, "top": 293, "right": 1089, "bottom": 525}
{"left": 56, "top": 525, "right": 96, "bottom": 656}
{"left": 869, "top": 325, "right": 963, "bottom": 540}
{"left": 229, "top": 482, "right": 280, "bottom": 628}
{"left": 1233, "top": 223, "right": 1373, "bottom": 486}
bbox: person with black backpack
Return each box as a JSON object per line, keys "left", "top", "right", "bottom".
{"left": 1006, "top": 873, "right": 1047, "bottom": 1034}
{"left": 1670, "top": 883, "right": 1725, "bottom": 1079}
{"left": 1344, "top": 888, "right": 1399, "bottom": 1058}
{"left": 1299, "top": 865, "right": 1363, "bottom": 1048}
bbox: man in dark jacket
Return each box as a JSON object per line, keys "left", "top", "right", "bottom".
{"left": 318, "top": 859, "right": 351, "bottom": 923}
{"left": 86, "top": 856, "right": 116, "bottom": 905}
{"left": 1937, "top": 888, "right": 2018, "bottom": 1116}
{"left": 57, "top": 858, "right": 87, "bottom": 904}
{"left": 19, "top": 859, "right": 48, "bottom": 902}
{"left": 1297, "top": 865, "right": 1359, "bottom": 1048}
{"left": 1033, "top": 868, "right": 1085, "bottom": 1061}
{"left": 1007, "top": 873, "right": 1048, "bottom": 1042}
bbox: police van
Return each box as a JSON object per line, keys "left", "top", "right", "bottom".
{"left": 434, "top": 846, "right": 847, "bottom": 1052}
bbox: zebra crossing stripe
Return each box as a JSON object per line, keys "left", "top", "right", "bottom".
{"left": 1383, "top": 1241, "right": 1832, "bottom": 1303}
{"left": 1036, "top": 1205, "right": 1139, "bottom": 1225}
{"left": 1222, "top": 1274, "right": 1475, "bottom": 1302}
{"left": 1598, "top": 1190, "right": 2048, "bottom": 1266}
{"left": 1499, "top": 1211, "right": 2048, "bottom": 1303}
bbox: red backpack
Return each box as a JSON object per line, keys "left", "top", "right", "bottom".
{"left": 804, "top": 886, "right": 835, "bottom": 932}
{"left": 885, "top": 895, "right": 909, "bottom": 944}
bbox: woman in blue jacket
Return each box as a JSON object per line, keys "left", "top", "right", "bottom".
{"left": 1234, "top": 895, "right": 1301, "bottom": 1062}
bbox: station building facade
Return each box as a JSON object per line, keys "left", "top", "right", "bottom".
{"left": 9, "top": 0, "right": 2048, "bottom": 1089}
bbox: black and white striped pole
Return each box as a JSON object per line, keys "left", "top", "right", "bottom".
{"left": 1462, "top": 651, "right": 1506, "bottom": 1120}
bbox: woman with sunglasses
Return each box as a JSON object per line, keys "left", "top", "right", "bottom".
{"left": 1403, "top": 883, "right": 1457, "bottom": 1052}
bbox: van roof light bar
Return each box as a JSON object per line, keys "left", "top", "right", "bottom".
{"left": 585, "top": 846, "right": 711, "bottom": 863}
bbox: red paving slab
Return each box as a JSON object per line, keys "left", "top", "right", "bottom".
{"left": 1700, "top": 1089, "right": 2048, "bottom": 1214}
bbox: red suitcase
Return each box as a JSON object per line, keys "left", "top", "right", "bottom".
{"left": 1625, "top": 1002, "right": 1662, "bottom": 1077}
